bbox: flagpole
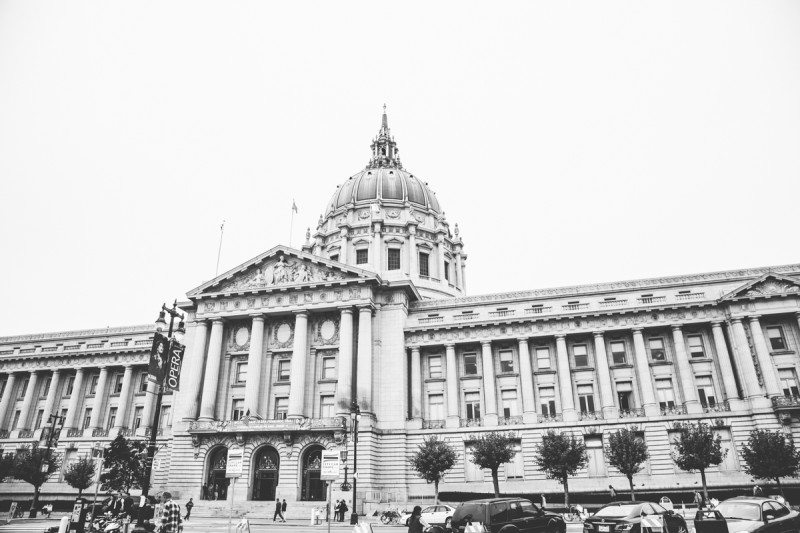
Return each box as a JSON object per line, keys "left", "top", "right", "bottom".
{"left": 289, "top": 200, "right": 297, "bottom": 248}
{"left": 216, "top": 220, "right": 225, "bottom": 276}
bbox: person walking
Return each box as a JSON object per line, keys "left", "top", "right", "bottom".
{"left": 753, "top": 484, "right": 763, "bottom": 497}
{"left": 184, "top": 498, "right": 193, "bottom": 520}
{"left": 159, "top": 492, "right": 183, "bottom": 533}
{"left": 273, "top": 498, "right": 285, "bottom": 522}
{"left": 540, "top": 494, "right": 546, "bottom": 509}
{"left": 407, "top": 506, "right": 430, "bottom": 533}
{"left": 694, "top": 490, "right": 705, "bottom": 509}
{"left": 609, "top": 485, "right": 617, "bottom": 502}
{"left": 281, "top": 499, "right": 287, "bottom": 518}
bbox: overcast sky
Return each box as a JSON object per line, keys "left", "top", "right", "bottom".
{"left": 1, "top": 1, "right": 799, "bottom": 336}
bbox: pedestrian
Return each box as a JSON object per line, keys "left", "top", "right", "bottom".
{"left": 273, "top": 498, "right": 285, "bottom": 522}
{"left": 609, "top": 485, "right": 617, "bottom": 502}
{"left": 694, "top": 490, "right": 705, "bottom": 509}
{"left": 753, "top": 484, "right": 763, "bottom": 497}
{"left": 282, "top": 498, "right": 287, "bottom": 518}
{"left": 540, "top": 494, "right": 546, "bottom": 509}
{"left": 202, "top": 483, "right": 209, "bottom": 500}
{"left": 407, "top": 506, "right": 430, "bottom": 533}
{"left": 159, "top": 492, "right": 183, "bottom": 533}
{"left": 339, "top": 500, "right": 348, "bottom": 522}
{"left": 184, "top": 498, "right": 193, "bottom": 520}
{"left": 213, "top": 485, "right": 219, "bottom": 501}
{"left": 334, "top": 500, "right": 340, "bottom": 522}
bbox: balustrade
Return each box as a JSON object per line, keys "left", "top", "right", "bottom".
{"left": 578, "top": 410, "right": 603, "bottom": 421}
{"left": 537, "top": 413, "right": 563, "bottom": 423}
{"left": 702, "top": 400, "right": 731, "bottom": 414}
{"left": 489, "top": 310, "right": 516, "bottom": 318}
{"left": 453, "top": 313, "right": 479, "bottom": 322}
{"left": 422, "top": 419, "right": 446, "bottom": 430}
{"left": 618, "top": 408, "right": 645, "bottom": 419}
{"left": 418, "top": 316, "right": 444, "bottom": 325}
{"left": 772, "top": 396, "right": 800, "bottom": 410}
{"left": 67, "top": 429, "right": 82, "bottom": 437}
{"left": 599, "top": 299, "right": 627, "bottom": 308}
{"left": 562, "top": 303, "right": 590, "bottom": 311}
{"left": 459, "top": 418, "right": 483, "bottom": 427}
{"left": 525, "top": 307, "right": 552, "bottom": 315}
{"left": 498, "top": 415, "right": 523, "bottom": 426}
{"left": 638, "top": 296, "right": 666, "bottom": 304}
{"left": 92, "top": 428, "right": 109, "bottom": 437}
{"left": 0, "top": 430, "right": 9, "bottom": 439}
{"left": 18, "top": 429, "right": 34, "bottom": 438}
{"left": 676, "top": 292, "right": 705, "bottom": 301}
{"left": 660, "top": 404, "right": 688, "bottom": 416}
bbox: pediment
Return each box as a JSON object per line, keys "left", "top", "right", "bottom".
{"left": 187, "top": 246, "right": 377, "bottom": 298}
{"left": 719, "top": 273, "right": 800, "bottom": 302}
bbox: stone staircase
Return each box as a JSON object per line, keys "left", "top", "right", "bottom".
{"left": 191, "top": 500, "right": 329, "bottom": 521}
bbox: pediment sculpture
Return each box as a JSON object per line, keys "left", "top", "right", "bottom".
{"left": 217, "top": 254, "right": 345, "bottom": 292}
{"left": 744, "top": 278, "right": 800, "bottom": 298}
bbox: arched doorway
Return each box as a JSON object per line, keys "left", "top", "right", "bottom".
{"left": 252, "top": 446, "right": 280, "bottom": 501}
{"left": 300, "top": 445, "right": 325, "bottom": 501}
{"left": 206, "top": 447, "right": 230, "bottom": 500}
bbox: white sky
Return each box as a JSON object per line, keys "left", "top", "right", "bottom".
{"left": 1, "top": 1, "right": 799, "bottom": 336}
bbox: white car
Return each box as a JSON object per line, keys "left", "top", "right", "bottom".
{"left": 402, "top": 505, "right": 456, "bottom": 527}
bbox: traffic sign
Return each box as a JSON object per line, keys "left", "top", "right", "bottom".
{"left": 320, "top": 450, "right": 340, "bottom": 480}
{"left": 226, "top": 448, "right": 243, "bottom": 478}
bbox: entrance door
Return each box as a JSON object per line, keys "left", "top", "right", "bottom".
{"left": 301, "top": 446, "right": 325, "bottom": 501}
{"left": 207, "top": 447, "right": 230, "bottom": 500}
{"left": 252, "top": 446, "right": 279, "bottom": 501}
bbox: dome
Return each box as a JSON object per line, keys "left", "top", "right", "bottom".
{"left": 325, "top": 167, "right": 441, "bottom": 216}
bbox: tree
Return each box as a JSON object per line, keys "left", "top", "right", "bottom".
{"left": 469, "top": 432, "right": 517, "bottom": 497}
{"left": 100, "top": 435, "right": 148, "bottom": 493}
{"left": 12, "top": 446, "right": 61, "bottom": 517}
{"left": 671, "top": 422, "right": 725, "bottom": 502}
{"left": 533, "top": 430, "right": 587, "bottom": 508}
{"left": 0, "top": 452, "right": 14, "bottom": 483}
{"left": 741, "top": 429, "right": 800, "bottom": 497}
{"left": 409, "top": 436, "right": 458, "bottom": 503}
{"left": 64, "top": 456, "right": 96, "bottom": 498}
{"left": 605, "top": 428, "right": 648, "bottom": 500}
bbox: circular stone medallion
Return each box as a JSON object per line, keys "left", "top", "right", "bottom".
{"left": 276, "top": 323, "right": 292, "bottom": 343}
{"left": 235, "top": 326, "right": 250, "bottom": 347}
{"left": 319, "top": 320, "right": 336, "bottom": 342}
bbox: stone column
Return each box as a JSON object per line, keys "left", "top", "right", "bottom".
{"left": 671, "top": 325, "right": 702, "bottom": 414}
{"left": 410, "top": 347, "right": 423, "bottom": 420}
{"left": 113, "top": 365, "right": 134, "bottom": 430}
{"left": 555, "top": 335, "right": 577, "bottom": 421}
{"left": 445, "top": 343, "right": 460, "bottom": 428}
{"left": 749, "top": 315, "right": 782, "bottom": 397}
{"left": 632, "top": 328, "right": 659, "bottom": 416}
{"left": 517, "top": 338, "right": 536, "bottom": 422}
{"left": 199, "top": 319, "right": 225, "bottom": 420}
{"left": 88, "top": 367, "right": 109, "bottom": 430}
{"left": 63, "top": 369, "right": 84, "bottom": 429}
{"left": 592, "top": 332, "right": 616, "bottom": 417}
{"left": 408, "top": 228, "right": 418, "bottom": 278}
{"left": 182, "top": 320, "right": 209, "bottom": 420}
{"left": 288, "top": 312, "right": 309, "bottom": 419}
{"left": 729, "top": 318, "right": 769, "bottom": 407}
{"left": 336, "top": 308, "right": 354, "bottom": 416}
{"left": 356, "top": 306, "right": 373, "bottom": 412}
{"left": 41, "top": 369, "right": 61, "bottom": 421}
{"left": 710, "top": 321, "right": 745, "bottom": 410}
{"left": 481, "top": 341, "right": 498, "bottom": 425}
{"left": 0, "top": 373, "right": 17, "bottom": 430}
{"left": 244, "top": 316, "right": 266, "bottom": 417}
{"left": 17, "top": 371, "right": 39, "bottom": 431}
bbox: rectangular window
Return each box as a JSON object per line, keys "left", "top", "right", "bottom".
{"left": 463, "top": 353, "right": 478, "bottom": 375}
{"left": 687, "top": 335, "right": 705, "bottom": 358}
{"left": 577, "top": 384, "right": 595, "bottom": 413}
{"left": 138, "top": 372, "right": 149, "bottom": 393}
{"left": 649, "top": 338, "right": 666, "bottom": 361}
{"left": 428, "top": 356, "right": 442, "bottom": 379}
{"left": 89, "top": 375, "right": 99, "bottom": 395}
{"left": 133, "top": 406, "right": 143, "bottom": 429}
{"left": 585, "top": 435, "right": 606, "bottom": 476}
{"left": 610, "top": 341, "right": 627, "bottom": 365}
{"left": 535, "top": 347, "right": 551, "bottom": 370}
{"left": 64, "top": 375, "right": 75, "bottom": 396}
{"left": 11, "top": 410, "right": 21, "bottom": 430}
{"left": 235, "top": 362, "right": 248, "bottom": 383}
{"left": 465, "top": 391, "right": 481, "bottom": 420}
{"left": 277, "top": 360, "right": 291, "bottom": 381}
{"left": 501, "top": 389, "right": 518, "bottom": 418}
{"left": 17, "top": 378, "right": 28, "bottom": 400}
{"left": 60, "top": 408, "right": 68, "bottom": 421}
{"left": 779, "top": 369, "right": 800, "bottom": 398}
{"left": 274, "top": 398, "right": 288, "bottom": 420}
{"left": 329, "top": 254, "right": 339, "bottom": 263}
{"left": 160, "top": 406, "right": 171, "bottom": 428}
{"left": 504, "top": 442, "right": 523, "bottom": 479}
{"left": 696, "top": 376, "right": 716, "bottom": 408}
{"left": 232, "top": 399, "right": 245, "bottom": 421}
{"left": 107, "top": 407, "right": 117, "bottom": 429}
{"left": 573, "top": 344, "right": 589, "bottom": 367}
{"left": 499, "top": 350, "right": 514, "bottom": 373}
{"left": 321, "top": 357, "right": 336, "bottom": 380}
{"left": 418, "top": 252, "right": 430, "bottom": 277}
{"left": 616, "top": 382, "right": 633, "bottom": 411}
{"left": 387, "top": 248, "right": 401, "bottom": 271}
{"left": 320, "top": 395, "right": 335, "bottom": 418}
{"left": 40, "top": 377, "right": 51, "bottom": 399}
{"left": 82, "top": 408, "right": 92, "bottom": 429}
{"left": 34, "top": 409, "right": 44, "bottom": 430}
{"left": 355, "top": 249, "right": 369, "bottom": 265}
{"left": 0, "top": 378, "right": 5, "bottom": 398}
{"left": 767, "top": 326, "right": 788, "bottom": 351}
{"left": 656, "top": 379, "right": 675, "bottom": 408}
{"left": 539, "top": 387, "right": 556, "bottom": 416}
{"left": 444, "top": 261, "right": 451, "bottom": 281}
{"left": 428, "top": 394, "right": 444, "bottom": 420}
{"left": 112, "top": 374, "right": 124, "bottom": 394}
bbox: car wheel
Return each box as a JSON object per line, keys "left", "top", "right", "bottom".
{"left": 406, "top": 518, "right": 410, "bottom": 527}
{"left": 445, "top": 517, "right": 452, "bottom": 529}
{"left": 675, "top": 521, "right": 688, "bottom": 533}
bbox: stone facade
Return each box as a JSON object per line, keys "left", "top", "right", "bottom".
{"left": 2, "top": 112, "right": 800, "bottom": 506}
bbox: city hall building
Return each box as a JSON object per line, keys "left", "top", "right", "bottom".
{"left": 2, "top": 112, "right": 800, "bottom": 510}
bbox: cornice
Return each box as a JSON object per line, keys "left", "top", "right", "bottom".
{"left": 0, "top": 324, "right": 156, "bottom": 345}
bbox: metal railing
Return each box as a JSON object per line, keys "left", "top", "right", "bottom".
{"left": 119, "top": 427, "right": 134, "bottom": 436}
{"left": 578, "top": 410, "right": 603, "bottom": 421}
{"left": 703, "top": 400, "right": 731, "bottom": 413}
{"left": 422, "top": 419, "right": 446, "bottom": 429}
{"left": 18, "top": 429, "right": 34, "bottom": 438}
{"left": 660, "top": 404, "right": 688, "bottom": 416}
{"left": 537, "top": 413, "right": 562, "bottom": 423}
{"left": 459, "top": 418, "right": 483, "bottom": 427}
{"left": 92, "top": 428, "right": 109, "bottom": 437}
{"left": 0, "top": 430, "right": 9, "bottom": 439}
{"left": 498, "top": 415, "right": 523, "bottom": 426}
{"left": 772, "top": 396, "right": 800, "bottom": 409}
{"left": 618, "top": 408, "right": 645, "bottom": 419}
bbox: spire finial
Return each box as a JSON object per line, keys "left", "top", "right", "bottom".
{"left": 367, "top": 104, "right": 402, "bottom": 170}
{"left": 381, "top": 103, "right": 388, "bottom": 130}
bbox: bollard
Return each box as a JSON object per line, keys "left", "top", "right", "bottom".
{"left": 58, "top": 516, "right": 70, "bottom": 533}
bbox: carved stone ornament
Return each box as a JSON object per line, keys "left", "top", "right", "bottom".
{"left": 216, "top": 254, "right": 345, "bottom": 293}
{"left": 413, "top": 212, "right": 425, "bottom": 223}
{"left": 358, "top": 209, "right": 370, "bottom": 220}
{"left": 744, "top": 279, "right": 800, "bottom": 298}
{"left": 271, "top": 320, "right": 294, "bottom": 349}
{"left": 229, "top": 323, "right": 251, "bottom": 352}
{"left": 386, "top": 209, "right": 400, "bottom": 219}
{"left": 313, "top": 315, "right": 340, "bottom": 345}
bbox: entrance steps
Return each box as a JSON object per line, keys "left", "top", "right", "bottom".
{"left": 191, "top": 500, "right": 328, "bottom": 520}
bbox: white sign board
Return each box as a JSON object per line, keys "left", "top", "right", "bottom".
{"left": 320, "top": 450, "right": 340, "bottom": 480}
{"left": 226, "top": 448, "right": 243, "bottom": 478}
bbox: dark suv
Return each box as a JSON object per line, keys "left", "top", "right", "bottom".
{"left": 451, "top": 498, "right": 566, "bottom": 533}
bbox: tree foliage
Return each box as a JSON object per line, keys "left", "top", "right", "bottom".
{"left": 12, "top": 446, "right": 61, "bottom": 516}
{"left": 0, "top": 452, "right": 14, "bottom": 483}
{"left": 605, "top": 428, "right": 648, "bottom": 500}
{"left": 64, "top": 457, "right": 96, "bottom": 497}
{"left": 409, "top": 436, "right": 458, "bottom": 503}
{"left": 470, "top": 432, "right": 517, "bottom": 497}
{"left": 741, "top": 429, "right": 800, "bottom": 496}
{"left": 671, "top": 422, "right": 725, "bottom": 501}
{"left": 533, "top": 430, "right": 587, "bottom": 508}
{"left": 100, "top": 435, "right": 148, "bottom": 493}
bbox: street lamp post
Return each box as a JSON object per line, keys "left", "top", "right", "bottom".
{"left": 349, "top": 400, "right": 361, "bottom": 525}
{"left": 136, "top": 301, "right": 184, "bottom": 531}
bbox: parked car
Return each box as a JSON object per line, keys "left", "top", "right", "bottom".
{"left": 694, "top": 496, "right": 800, "bottom": 533}
{"left": 401, "top": 505, "right": 457, "bottom": 527}
{"left": 450, "top": 498, "right": 565, "bottom": 533}
{"left": 583, "top": 501, "right": 688, "bottom": 533}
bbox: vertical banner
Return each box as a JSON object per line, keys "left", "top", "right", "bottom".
{"left": 148, "top": 332, "right": 170, "bottom": 384}
{"left": 164, "top": 340, "right": 186, "bottom": 392}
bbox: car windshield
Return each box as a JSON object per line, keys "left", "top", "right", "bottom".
{"left": 593, "top": 504, "right": 640, "bottom": 518}
{"left": 453, "top": 504, "right": 486, "bottom": 524}
{"left": 716, "top": 502, "right": 760, "bottom": 521}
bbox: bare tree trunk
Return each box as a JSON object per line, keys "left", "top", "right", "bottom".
{"left": 775, "top": 477, "right": 784, "bottom": 498}
{"left": 628, "top": 475, "right": 635, "bottom": 501}
{"left": 434, "top": 479, "right": 439, "bottom": 504}
{"left": 563, "top": 476, "right": 570, "bottom": 509}
{"left": 30, "top": 486, "right": 40, "bottom": 518}
{"left": 700, "top": 469, "right": 709, "bottom": 504}
{"left": 491, "top": 469, "right": 500, "bottom": 498}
